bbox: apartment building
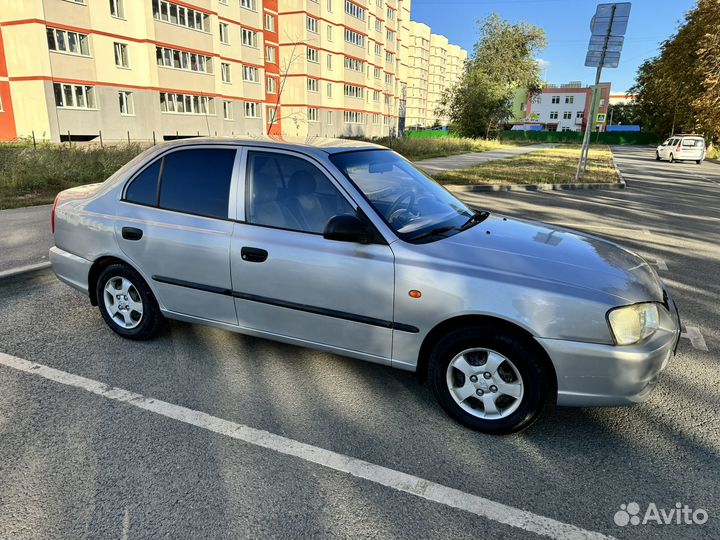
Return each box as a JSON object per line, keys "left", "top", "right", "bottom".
{"left": 0, "top": 0, "right": 465, "bottom": 142}
{"left": 404, "top": 21, "right": 466, "bottom": 129}
{"left": 510, "top": 81, "right": 612, "bottom": 132}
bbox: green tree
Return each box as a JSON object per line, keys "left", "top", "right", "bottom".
{"left": 631, "top": 0, "right": 719, "bottom": 141}
{"left": 438, "top": 14, "right": 546, "bottom": 138}
{"left": 607, "top": 103, "right": 642, "bottom": 126}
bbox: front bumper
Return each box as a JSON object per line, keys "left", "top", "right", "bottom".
{"left": 49, "top": 246, "right": 92, "bottom": 295}
{"left": 538, "top": 295, "right": 681, "bottom": 407}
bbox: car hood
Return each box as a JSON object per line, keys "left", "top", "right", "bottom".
{"left": 429, "top": 215, "right": 663, "bottom": 304}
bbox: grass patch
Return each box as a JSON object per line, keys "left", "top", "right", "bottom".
{"left": 434, "top": 145, "right": 619, "bottom": 185}
{"left": 362, "top": 136, "right": 521, "bottom": 161}
{"left": 0, "top": 144, "right": 145, "bottom": 209}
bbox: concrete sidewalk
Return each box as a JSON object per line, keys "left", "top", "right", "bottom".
{"left": 413, "top": 143, "right": 556, "bottom": 174}
{"left": 0, "top": 204, "right": 53, "bottom": 274}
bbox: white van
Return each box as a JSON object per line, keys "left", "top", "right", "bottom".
{"left": 656, "top": 135, "right": 706, "bottom": 164}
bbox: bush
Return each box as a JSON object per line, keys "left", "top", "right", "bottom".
{"left": 499, "top": 130, "right": 660, "bottom": 145}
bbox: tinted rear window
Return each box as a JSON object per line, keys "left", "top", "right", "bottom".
{"left": 159, "top": 148, "right": 236, "bottom": 219}
{"left": 682, "top": 138, "right": 703, "bottom": 147}
{"left": 125, "top": 159, "right": 161, "bottom": 206}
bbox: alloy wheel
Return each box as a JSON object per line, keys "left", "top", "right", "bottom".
{"left": 103, "top": 276, "right": 144, "bottom": 329}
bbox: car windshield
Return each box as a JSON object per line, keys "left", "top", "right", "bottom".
{"left": 330, "top": 149, "right": 477, "bottom": 242}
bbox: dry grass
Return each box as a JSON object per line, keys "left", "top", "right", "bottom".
{"left": 434, "top": 145, "right": 620, "bottom": 185}
{"left": 365, "top": 136, "right": 521, "bottom": 161}
{"left": 0, "top": 144, "right": 145, "bottom": 209}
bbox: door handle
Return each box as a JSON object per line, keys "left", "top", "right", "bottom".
{"left": 241, "top": 247, "right": 268, "bottom": 263}
{"left": 121, "top": 227, "right": 143, "bottom": 241}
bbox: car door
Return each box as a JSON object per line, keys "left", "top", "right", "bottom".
{"left": 115, "top": 145, "right": 240, "bottom": 325}
{"left": 229, "top": 148, "right": 395, "bottom": 361}
{"left": 659, "top": 138, "right": 671, "bottom": 159}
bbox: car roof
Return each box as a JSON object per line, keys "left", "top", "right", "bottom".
{"left": 674, "top": 134, "right": 704, "bottom": 138}
{"left": 151, "top": 135, "right": 387, "bottom": 158}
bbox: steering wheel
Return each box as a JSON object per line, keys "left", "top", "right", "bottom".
{"left": 387, "top": 191, "right": 416, "bottom": 217}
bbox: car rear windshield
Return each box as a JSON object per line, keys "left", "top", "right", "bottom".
{"left": 682, "top": 138, "right": 704, "bottom": 147}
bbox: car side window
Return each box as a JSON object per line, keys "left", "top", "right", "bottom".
{"left": 125, "top": 159, "right": 161, "bottom": 206}
{"left": 662, "top": 139, "right": 671, "bottom": 146}
{"left": 159, "top": 148, "right": 236, "bottom": 219}
{"left": 245, "top": 151, "right": 356, "bottom": 234}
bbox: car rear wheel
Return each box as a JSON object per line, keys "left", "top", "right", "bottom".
{"left": 669, "top": 153, "right": 675, "bottom": 163}
{"left": 96, "top": 263, "right": 164, "bottom": 340}
{"left": 429, "top": 325, "right": 553, "bottom": 434}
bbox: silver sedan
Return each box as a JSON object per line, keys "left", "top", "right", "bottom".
{"left": 50, "top": 137, "right": 681, "bottom": 434}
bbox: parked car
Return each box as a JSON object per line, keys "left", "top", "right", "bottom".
{"left": 50, "top": 137, "right": 681, "bottom": 434}
{"left": 656, "top": 135, "right": 706, "bottom": 164}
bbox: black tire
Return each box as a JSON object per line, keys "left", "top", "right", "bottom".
{"left": 96, "top": 263, "right": 164, "bottom": 340}
{"left": 656, "top": 151, "right": 661, "bottom": 161}
{"left": 669, "top": 153, "right": 675, "bottom": 163}
{"left": 429, "top": 325, "right": 554, "bottom": 434}
{"left": 696, "top": 160, "right": 702, "bottom": 165}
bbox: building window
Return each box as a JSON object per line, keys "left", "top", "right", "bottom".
{"left": 549, "top": 111, "right": 558, "bottom": 119}
{"left": 118, "top": 91, "right": 134, "bottom": 115}
{"left": 109, "top": 0, "right": 124, "bottom": 18}
{"left": 266, "top": 77, "right": 277, "bottom": 94}
{"left": 53, "top": 83, "right": 96, "bottom": 109}
{"left": 264, "top": 14, "right": 275, "bottom": 32}
{"left": 114, "top": 42, "right": 129, "bottom": 67}
{"left": 156, "top": 46, "right": 212, "bottom": 73}
{"left": 327, "top": 111, "right": 333, "bottom": 125}
{"left": 219, "top": 23, "right": 229, "bottom": 44}
{"left": 244, "top": 101, "right": 259, "bottom": 118}
{"left": 327, "top": 25, "right": 333, "bottom": 41}
{"left": 327, "top": 83, "right": 332, "bottom": 97}
{"left": 240, "top": 0, "right": 257, "bottom": 11}
{"left": 327, "top": 0, "right": 333, "bottom": 11}
{"left": 160, "top": 92, "right": 214, "bottom": 114}
{"left": 385, "top": 51, "right": 394, "bottom": 64}
{"left": 242, "top": 65, "right": 259, "bottom": 82}
{"left": 345, "top": 0, "right": 366, "bottom": 21}
{"left": 307, "top": 47, "right": 319, "bottom": 63}
{"left": 565, "top": 95, "right": 574, "bottom": 104}
{"left": 221, "top": 62, "right": 231, "bottom": 82}
{"left": 326, "top": 54, "right": 333, "bottom": 70}
{"left": 386, "top": 6, "right": 394, "bottom": 19}
{"left": 344, "top": 84, "right": 363, "bottom": 99}
{"left": 343, "top": 111, "right": 363, "bottom": 124}
{"left": 344, "top": 57, "right": 363, "bottom": 71}
{"left": 241, "top": 28, "right": 258, "bottom": 47}
{"left": 265, "top": 46, "right": 276, "bottom": 63}
{"left": 374, "top": 43, "right": 382, "bottom": 55}
{"left": 374, "top": 67, "right": 381, "bottom": 79}
{"left": 576, "top": 111, "right": 584, "bottom": 119}
{"left": 307, "top": 78, "right": 319, "bottom": 92}
{"left": 152, "top": 0, "right": 209, "bottom": 32}
{"left": 344, "top": 28, "right": 364, "bottom": 47}
{"left": 0, "top": 94, "right": 3, "bottom": 112}
{"left": 373, "top": 90, "right": 380, "bottom": 102}
{"left": 386, "top": 29, "right": 394, "bottom": 42}
{"left": 47, "top": 27, "right": 90, "bottom": 56}
{"left": 223, "top": 100, "right": 233, "bottom": 120}
{"left": 375, "top": 19, "right": 382, "bottom": 32}
{"left": 267, "top": 107, "right": 277, "bottom": 124}
{"left": 384, "top": 73, "right": 393, "bottom": 84}
{"left": 563, "top": 111, "right": 572, "bottom": 120}
{"left": 306, "top": 16, "right": 318, "bottom": 33}
{"left": 308, "top": 108, "right": 319, "bottom": 122}
{"left": 551, "top": 95, "right": 560, "bottom": 104}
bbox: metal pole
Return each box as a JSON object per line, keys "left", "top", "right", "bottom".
{"left": 99, "top": 130, "right": 103, "bottom": 148}
{"left": 127, "top": 131, "right": 131, "bottom": 145}
{"left": 32, "top": 130, "right": 37, "bottom": 149}
{"left": 152, "top": 131, "right": 156, "bottom": 146}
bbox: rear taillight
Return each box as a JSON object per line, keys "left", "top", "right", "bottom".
{"left": 51, "top": 196, "right": 59, "bottom": 235}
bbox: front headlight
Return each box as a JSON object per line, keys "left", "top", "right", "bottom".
{"left": 607, "top": 303, "right": 660, "bottom": 345}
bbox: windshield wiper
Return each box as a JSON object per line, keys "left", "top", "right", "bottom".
{"left": 408, "top": 225, "right": 458, "bottom": 242}
{"left": 460, "top": 210, "right": 490, "bottom": 230}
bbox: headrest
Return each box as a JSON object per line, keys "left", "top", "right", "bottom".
{"left": 288, "top": 170, "right": 316, "bottom": 196}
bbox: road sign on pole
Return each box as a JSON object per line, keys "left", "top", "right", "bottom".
{"left": 575, "top": 3, "right": 632, "bottom": 181}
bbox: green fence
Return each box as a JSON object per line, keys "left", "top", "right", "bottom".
{"left": 406, "top": 130, "right": 459, "bottom": 139}
{"left": 498, "top": 130, "right": 659, "bottom": 145}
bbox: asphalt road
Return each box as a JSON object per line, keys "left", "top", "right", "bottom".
{"left": 0, "top": 204, "right": 53, "bottom": 273}
{"left": 0, "top": 145, "right": 718, "bottom": 540}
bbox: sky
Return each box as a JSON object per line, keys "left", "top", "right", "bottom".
{"left": 409, "top": 0, "right": 697, "bottom": 93}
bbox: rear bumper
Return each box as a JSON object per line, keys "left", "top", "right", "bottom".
{"left": 539, "top": 296, "right": 681, "bottom": 407}
{"left": 49, "top": 246, "right": 92, "bottom": 295}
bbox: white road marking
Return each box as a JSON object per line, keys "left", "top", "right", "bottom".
{"left": 654, "top": 259, "right": 668, "bottom": 271}
{"left": 0, "top": 261, "right": 52, "bottom": 280}
{"left": 121, "top": 508, "right": 130, "bottom": 540}
{"left": 680, "top": 326, "right": 709, "bottom": 352}
{"left": 0, "top": 351, "right": 615, "bottom": 540}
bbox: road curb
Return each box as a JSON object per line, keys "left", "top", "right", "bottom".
{"left": 445, "top": 181, "right": 626, "bottom": 193}
{"left": 0, "top": 261, "right": 52, "bottom": 282}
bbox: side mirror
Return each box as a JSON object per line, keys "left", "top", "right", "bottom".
{"left": 323, "top": 214, "right": 373, "bottom": 244}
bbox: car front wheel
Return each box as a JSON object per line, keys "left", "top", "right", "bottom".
{"left": 429, "top": 325, "right": 553, "bottom": 434}
{"left": 96, "top": 263, "right": 164, "bottom": 340}
{"left": 669, "top": 153, "right": 675, "bottom": 163}
{"left": 656, "top": 151, "right": 661, "bottom": 161}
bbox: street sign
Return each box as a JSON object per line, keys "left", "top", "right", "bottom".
{"left": 590, "top": 2, "right": 631, "bottom": 36}
{"left": 596, "top": 113, "right": 607, "bottom": 123}
{"left": 588, "top": 35, "right": 624, "bottom": 52}
{"left": 585, "top": 50, "right": 621, "bottom": 68}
